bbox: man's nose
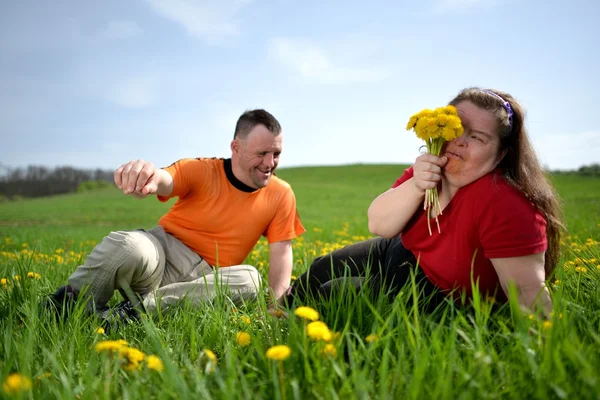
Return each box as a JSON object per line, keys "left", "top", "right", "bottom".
{"left": 263, "top": 153, "right": 275, "bottom": 168}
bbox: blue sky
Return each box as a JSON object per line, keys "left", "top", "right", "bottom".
{"left": 1, "top": 0, "right": 599, "bottom": 171}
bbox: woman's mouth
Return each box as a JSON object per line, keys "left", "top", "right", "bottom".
{"left": 445, "top": 151, "right": 463, "bottom": 160}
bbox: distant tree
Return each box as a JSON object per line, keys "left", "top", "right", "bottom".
{"left": 0, "top": 165, "right": 114, "bottom": 200}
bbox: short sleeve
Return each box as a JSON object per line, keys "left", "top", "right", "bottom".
{"left": 478, "top": 185, "right": 547, "bottom": 259}
{"left": 392, "top": 166, "right": 414, "bottom": 189}
{"left": 264, "top": 188, "right": 306, "bottom": 243}
{"left": 157, "top": 158, "right": 209, "bottom": 202}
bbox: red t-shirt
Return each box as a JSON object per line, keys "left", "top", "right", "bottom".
{"left": 393, "top": 167, "right": 547, "bottom": 301}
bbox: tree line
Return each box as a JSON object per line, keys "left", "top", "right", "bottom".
{"left": 0, "top": 165, "right": 114, "bottom": 201}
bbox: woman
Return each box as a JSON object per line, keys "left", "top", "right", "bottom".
{"left": 287, "top": 87, "right": 564, "bottom": 316}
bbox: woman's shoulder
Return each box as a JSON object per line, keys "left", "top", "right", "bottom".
{"left": 466, "top": 169, "right": 538, "bottom": 212}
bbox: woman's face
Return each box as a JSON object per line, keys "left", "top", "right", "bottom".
{"left": 442, "top": 100, "right": 504, "bottom": 188}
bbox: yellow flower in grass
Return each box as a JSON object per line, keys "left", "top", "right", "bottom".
{"left": 543, "top": 321, "right": 552, "bottom": 330}
{"left": 306, "top": 321, "right": 332, "bottom": 342}
{"left": 1, "top": 278, "right": 7, "bottom": 286}
{"left": 146, "top": 355, "right": 164, "bottom": 372}
{"left": 2, "top": 373, "right": 32, "bottom": 394}
{"left": 266, "top": 345, "right": 291, "bottom": 361}
{"left": 240, "top": 316, "right": 251, "bottom": 325}
{"left": 203, "top": 349, "right": 218, "bottom": 364}
{"left": 295, "top": 306, "right": 319, "bottom": 321}
{"left": 27, "top": 272, "right": 41, "bottom": 279}
{"left": 322, "top": 343, "right": 337, "bottom": 358}
{"left": 119, "top": 347, "right": 146, "bottom": 371}
{"left": 575, "top": 266, "right": 587, "bottom": 273}
{"left": 95, "top": 327, "right": 105, "bottom": 335}
{"left": 365, "top": 334, "right": 380, "bottom": 343}
{"left": 236, "top": 331, "right": 251, "bottom": 346}
{"left": 94, "top": 340, "right": 128, "bottom": 353}
{"left": 14, "top": 275, "right": 21, "bottom": 281}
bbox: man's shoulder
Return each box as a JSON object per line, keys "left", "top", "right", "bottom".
{"left": 164, "top": 157, "right": 223, "bottom": 169}
{"left": 268, "top": 175, "right": 293, "bottom": 192}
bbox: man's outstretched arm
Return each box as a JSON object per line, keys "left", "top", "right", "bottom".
{"left": 268, "top": 240, "right": 294, "bottom": 304}
{"left": 114, "top": 160, "right": 174, "bottom": 198}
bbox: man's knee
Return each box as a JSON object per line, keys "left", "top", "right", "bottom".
{"left": 236, "top": 265, "right": 262, "bottom": 292}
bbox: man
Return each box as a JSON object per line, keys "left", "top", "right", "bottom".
{"left": 48, "top": 109, "right": 305, "bottom": 322}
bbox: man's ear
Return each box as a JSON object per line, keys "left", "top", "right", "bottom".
{"left": 231, "top": 139, "right": 240, "bottom": 154}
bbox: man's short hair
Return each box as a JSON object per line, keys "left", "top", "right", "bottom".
{"left": 234, "top": 109, "right": 282, "bottom": 139}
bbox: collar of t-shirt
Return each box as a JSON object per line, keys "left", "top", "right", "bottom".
{"left": 223, "top": 158, "right": 258, "bottom": 193}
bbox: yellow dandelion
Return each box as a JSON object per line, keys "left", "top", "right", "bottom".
{"left": 240, "top": 316, "right": 251, "bottom": 325}
{"left": 145, "top": 355, "right": 164, "bottom": 372}
{"left": 236, "top": 331, "right": 251, "bottom": 347}
{"left": 14, "top": 275, "right": 21, "bottom": 281}
{"left": 365, "top": 334, "right": 380, "bottom": 343}
{"left": 95, "top": 327, "right": 105, "bottom": 334}
{"left": 203, "top": 349, "right": 218, "bottom": 364}
{"left": 295, "top": 306, "right": 319, "bottom": 321}
{"left": 405, "top": 115, "right": 418, "bottom": 130}
{"left": 291, "top": 275, "right": 297, "bottom": 281}
{"left": 1, "top": 278, "right": 7, "bottom": 286}
{"left": 542, "top": 321, "right": 552, "bottom": 330}
{"left": 119, "top": 347, "right": 146, "bottom": 364}
{"left": 306, "top": 321, "right": 332, "bottom": 342}
{"left": 322, "top": 343, "right": 337, "bottom": 358}
{"left": 26, "top": 272, "right": 41, "bottom": 279}
{"left": 94, "top": 340, "right": 128, "bottom": 353}
{"left": 265, "top": 345, "right": 291, "bottom": 361}
{"left": 2, "top": 373, "right": 32, "bottom": 394}
{"left": 575, "top": 266, "right": 587, "bottom": 273}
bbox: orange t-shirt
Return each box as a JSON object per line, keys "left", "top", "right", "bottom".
{"left": 157, "top": 158, "right": 305, "bottom": 267}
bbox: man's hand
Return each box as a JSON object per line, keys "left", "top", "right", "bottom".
{"left": 114, "top": 160, "right": 166, "bottom": 198}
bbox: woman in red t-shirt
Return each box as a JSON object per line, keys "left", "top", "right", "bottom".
{"left": 288, "top": 87, "right": 563, "bottom": 316}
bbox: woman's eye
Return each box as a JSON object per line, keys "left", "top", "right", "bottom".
{"left": 471, "top": 134, "right": 484, "bottom": 143}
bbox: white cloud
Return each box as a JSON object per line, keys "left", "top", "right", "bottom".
{"left": 533, "top": 131, "right": 600, "bottom": 170}
{"left": 145, "top": 0, "right": 253, "bottom": 43}
{"left": 99, "top": 20, "right": 143, "bottom": 40}
{"left": 269, "top": 38, "right": 388, "bottom": 85}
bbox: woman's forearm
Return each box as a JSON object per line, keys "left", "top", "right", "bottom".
{"left": 367, "top": 177, "right": 424, "bottom": 238}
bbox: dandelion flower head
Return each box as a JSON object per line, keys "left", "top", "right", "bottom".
{"left": 295, "top": 306, "right": 319, "bottom": 321}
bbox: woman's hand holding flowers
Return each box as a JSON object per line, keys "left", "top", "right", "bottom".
{"left": 412, "top": 154, "right": 448, "bottom": 194}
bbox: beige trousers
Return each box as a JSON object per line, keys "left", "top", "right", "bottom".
{"left": 68, "top": 226, "right": 262, "bottom": 313}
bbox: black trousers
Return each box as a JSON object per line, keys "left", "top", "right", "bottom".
{"left": 286, "top": 236, "right": 446, "bottom": 309}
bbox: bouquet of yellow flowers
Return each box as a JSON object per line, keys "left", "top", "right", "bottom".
{"left": 406, "top": 105, "right": 464, "bottom": 235}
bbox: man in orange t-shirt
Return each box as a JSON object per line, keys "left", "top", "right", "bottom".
{"left": 47, "top": 109, "right": 305, "bottom": 324}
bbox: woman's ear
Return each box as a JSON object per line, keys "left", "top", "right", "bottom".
{"left": 496, "top": 148, "right": 508, "bottom": 166}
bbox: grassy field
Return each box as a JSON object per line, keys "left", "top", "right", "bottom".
{"left": 0, "top": 164, "right": 599, "bottom": 399}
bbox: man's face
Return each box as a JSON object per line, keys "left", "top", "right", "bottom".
{"left": 231, "top": 125, "right": 282, "bottom": 189}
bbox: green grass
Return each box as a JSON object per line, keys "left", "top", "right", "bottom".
{"left": 0, "top": 164, "right": 599, "bottom": 399}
